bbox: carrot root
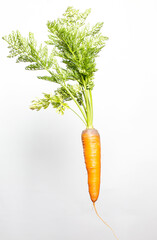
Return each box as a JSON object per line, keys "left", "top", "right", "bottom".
{"left": 81, "top": 128, "right": 101, "bottom": 202}
{"left": 93, "top": 202, "right": 119, "bottom": 240}
{"left": 82, "top": 129, "right": 119, "bottom": 239}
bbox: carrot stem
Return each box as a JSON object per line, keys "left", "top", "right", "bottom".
{"left": 89, "top": 90, "right": 93, "bottom": 126}
{"left": 68, "top": 106, "right": 86, "bottom": 126}
{"left": 61, "top": 83, "right": 87, "bottom": 124}
{"left": 83, "top": 88, "right": 93, "bottom": 128}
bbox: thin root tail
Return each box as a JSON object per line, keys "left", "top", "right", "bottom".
{"left": 93, "top": 202, "right": 119, "bottom": 240}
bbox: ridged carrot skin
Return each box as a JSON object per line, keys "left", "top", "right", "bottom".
{"left": 81, "top": 128, "right": 101, "bottom": 202}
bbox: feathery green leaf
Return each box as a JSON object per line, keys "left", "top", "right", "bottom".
{"left": 2, "top": 7, "right": 108, "bottom": 127}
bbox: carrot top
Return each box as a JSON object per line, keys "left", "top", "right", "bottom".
{"left": 2, "top": 7, "right": 108, "bottom": 128}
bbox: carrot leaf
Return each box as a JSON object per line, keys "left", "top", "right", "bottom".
{"left": 2, "top": 6, "right": 108, "bottom": 128}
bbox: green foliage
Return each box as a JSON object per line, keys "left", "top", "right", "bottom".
{"left": 30, "top": 83, "right": 83, "bottom": 115}
{"left": 30, "top": 92, "right": 69, "bottom": 115}
{"left": 3, "top": 31, "right": 51, "bottom": 69}
{"left": 55, "top": 84, "right": 83, "bottom": 105}
{"left": 30, "top": 93, "right": 52, "bottom": 111}
{"left": 2, "top": 7, "right": 108, "bottom": 128}
{"left": 46, "top": 6, "right": 108, "bottom": 86}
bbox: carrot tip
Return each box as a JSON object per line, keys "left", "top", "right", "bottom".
{"left": 93, "top": 202, "right": 119, "bottom": 240}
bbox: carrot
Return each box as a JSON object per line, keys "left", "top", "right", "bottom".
{"left": 82, "top": 128, "right": 119, "bottom": 240}
{"left": 3, "top": 7, "right": 119, "bottom": 240}
{"left": 81, "top": 128, "right": 101, "bottom": 202}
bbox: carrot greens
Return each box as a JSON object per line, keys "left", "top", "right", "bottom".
{"left": 2, "top": 6, "right": 108, "bottom": 128}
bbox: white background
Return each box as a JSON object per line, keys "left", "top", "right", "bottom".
{"left": 0, "top": 0, "right": 157, "bottom": 239}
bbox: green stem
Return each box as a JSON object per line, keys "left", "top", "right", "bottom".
{"left": 61, "top": 83, "right": 87, "bottom": 124}
{"left": 68, "top": 106, "right": 86, "bottom": 126}
{"left": 89, "top": 89, "right": 93, "bottom": 127}
{"left": 82, "top": 99, "right": 87, "bottom": 115}
{"left": 83, "top": 88, "right": 93, "bottom": 129}
{"left": 88, "top": 89, "right": 93, "bottom": 128}
{"left": 83, "top": 92, "right": 88, "bottom": 125}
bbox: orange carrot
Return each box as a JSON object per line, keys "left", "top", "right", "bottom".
{"left": 82, "top": 128, "right": 119, "bottom": 240}
{"left": 81, "top": 128, "right": 101, "bottom": 202}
